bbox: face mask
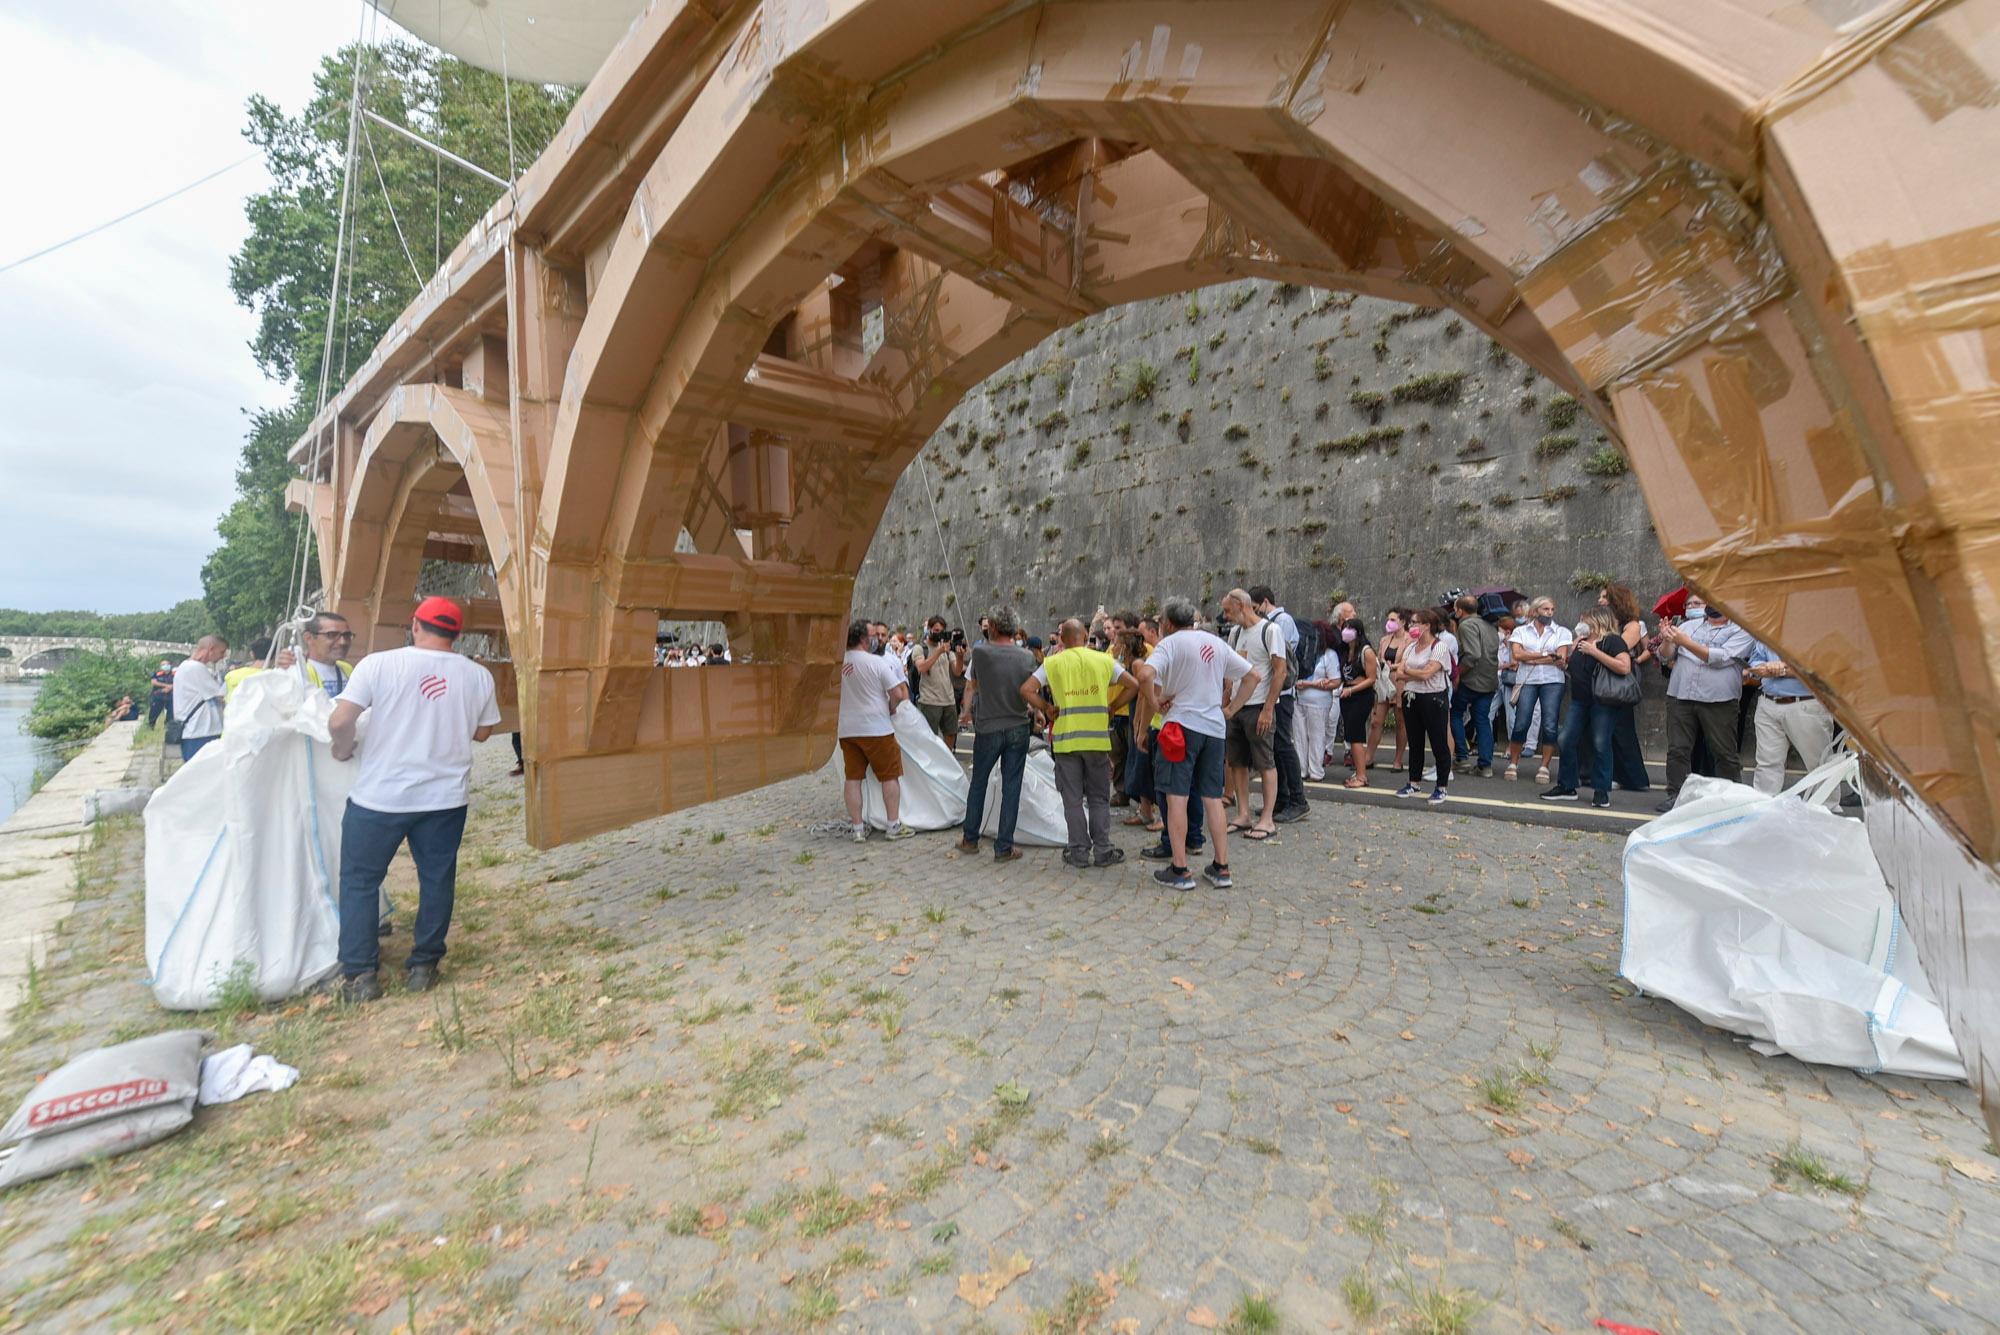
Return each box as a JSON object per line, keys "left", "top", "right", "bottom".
{"left": 1340, "top": 627, "right": 1357, "bottom": 644}
{"left": 1534, "top": 613, "right": 1553, "bottom": 626}
{"left": 1384, "top": 619, "right": 1401, "bottom": 634}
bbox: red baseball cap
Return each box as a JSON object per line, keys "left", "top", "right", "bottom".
{"left": 414, "top": 596, "right": 463, "bottom": 633}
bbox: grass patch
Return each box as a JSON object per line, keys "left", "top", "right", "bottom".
{"left": 1476, "top": 1070, "right": 1523, "bottom": 1115}
{"left": 1773, "top": 1142, "right": 1864, "bottom": 1197}
{"left": 1086, "top": 1129, "right": 1126, "bottom": 1163}
{"left": 710, "top": 1041, "right": 797, "bottom": 1120}
{"left": 1228, "top": 1294, "right": 1280, "bottom": 1333}
{"left": 1342, "top": 1271, "right": 1380, "bottom": 1319}
{"left": 1581, "top": 444, "right": 1629, "bottom": 476}
{"left": 1392, "top": 1271, "right": 1485, "bottom": 1334}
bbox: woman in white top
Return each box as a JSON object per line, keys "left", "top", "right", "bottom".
{"left": 1295, "top": 628, "right": 1342, "bottom": 782}
{"left": 1389, "top": 607, "right": 1456, "bottom": 804}
{"left": 1504, "top": 594, "right": 1573, "bottom": 783}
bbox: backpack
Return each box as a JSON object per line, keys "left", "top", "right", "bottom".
{"left": 907, "top": 650, "right": 922, "bottom": 699}
{"left": 1290, "top": 619, "right": 1323, "bottom": 689}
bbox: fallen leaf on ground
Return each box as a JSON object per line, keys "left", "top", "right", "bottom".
{"left": 192, "top": 1214, "right": 219, "bottom": 1234}
{"left": 352, "top": 1289, "right": 399, "bottom": 1317}
{"left": 866, "top": 1182, "right": 888, "bottom": 1197}
{"left": 955, "top": 1253, "right": 1031, "bottom": 1309}
{"left": 1187, "top": 1306, "right": 1220, "bottom": 1329}
{"left": 1284, "top": 970, "right": 1305, "bottom": 980}
{"left": 1170, "top": 976, "right": 1196, "bottom": 994}
{"left": 613, "top": 1291, "right": 648, "bottom": 1318}
{"left": 1400, "top": 1029, "right": 1416, "bottom": 1041}
{"left": 1507, "top": 1149, "right": 1535, "bottom": 1167}
{"left": 588, "top": 1294, "right": 605, "bottom": 1310}
{"left": 646, "top": 1323, "right": 682, "bottom": 1335}
{"left": 1699, "top": 1281, "right": 1721, "bottom": 1299}
{"left": 567, "top": 1117, "right": 592, "bottom": 1133}
{"left": 1335, "top": 1102, "right": 1353, "bottom": 1114}
{"left": 1947, "top": 1156, "right": 1998, "bottom": 1184}
{"left": 698, "top": 1204, "right": 727, "bottom": 1232}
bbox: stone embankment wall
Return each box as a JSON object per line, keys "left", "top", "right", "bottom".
{"left": 854, "top": 282, "right": 1677, "bottom": 637}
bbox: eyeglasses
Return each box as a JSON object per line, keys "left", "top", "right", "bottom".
{"left": 311, "top": 631, "right": 355, "bottom": 641}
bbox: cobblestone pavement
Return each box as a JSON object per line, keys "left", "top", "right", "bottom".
{"left": 1, "top": 743, "right": 1996, "bottom": 1333}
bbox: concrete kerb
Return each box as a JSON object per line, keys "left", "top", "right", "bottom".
{"left": 0, "top": 721, "right": 147, "bottom": 1036}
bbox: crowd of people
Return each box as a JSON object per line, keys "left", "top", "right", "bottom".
{"left": 838, "top": 579, "right": 1843, "bottom": 889}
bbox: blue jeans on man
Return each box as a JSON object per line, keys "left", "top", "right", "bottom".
{"left": 1138, "top": 726, "right": 1204, "bottom": 855}
{"left": 1450, "top": 685, "right": 1495, "bottom": 768}
{"left": 179, "top": 735, "right": 218, "bottom": 763}
{"left": 962, "top": 723, "right": 1030, "bottom": 854}
{"left": 338, "top": 800, "right": 468, "bottom": 978}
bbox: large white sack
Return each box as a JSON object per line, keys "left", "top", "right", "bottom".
{"left": 858, "top": 703, "right": 1066, "bottom": 846}
{"left": 1620, "top": 755, "right": 1962, "bottom": 1080}
{"left": 144, "top": 672, "right": 349, "bottom": 1009}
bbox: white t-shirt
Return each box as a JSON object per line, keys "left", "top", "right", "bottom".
{"left": 1400, "top": 637, "right": 1455, "bottom": 695}
{"left": 1228, "top": 618, "right": 1287, "bottom": 707}
{"left": 1145, "top": 629, "right": 1253, "bottom": 739}
{"left": 838, "top": 649, "right": 904, "bottom": 737}
{"left": 1303, "top": 648, "right": 1342, "bottom": 696}
{"left": 1509, "top": 622, "right": 1574, "bottom": 686}
{"left": 171, "top": 658, "right": 226, "bottom": 740}
{"left": 343, "top": 647, "right": 500, "bottom": 812}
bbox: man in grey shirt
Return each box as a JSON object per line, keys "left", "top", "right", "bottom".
{"left": 1449, "top": 596, "right": 1500, "bottom": 775}
{"left": 957, "top": 607, "right": 1043, "bottom": 862}
{"left": 1657, "top": 595, "right": 1758, "bottom": 807}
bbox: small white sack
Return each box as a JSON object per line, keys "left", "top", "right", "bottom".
{"left": 144, "top": 672, "right": 351, "bottom": 1010}
{"left": 197, "top": 1044, "right": 300, "bottom": 1106}
{"left": 1620, "top": 755, "right": 1963, "bottom": 1079}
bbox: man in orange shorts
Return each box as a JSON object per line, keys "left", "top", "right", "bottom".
{"left": 840, "top": 618, "right": 917, "bottom": 843}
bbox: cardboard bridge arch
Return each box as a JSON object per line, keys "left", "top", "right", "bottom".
{"left": 288, "top": 0, "right": 2000, "bottom": 1133}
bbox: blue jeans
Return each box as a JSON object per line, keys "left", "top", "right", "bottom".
{"left": 180, "top": 735, "right": 217, "bottom": 762}
{"left": 1558, "top": 698, "right": 1625, "bottom": 797}
{"left": 338, "top": 800, "right": 467, "bottom": 978}
{"left": 1137, "top": 727, "right": 1203, "bottom": 853}
{"left": 1509, "top": 681, "right": 1566, "bottom": 747}
{"left": 962, "top": 724, "right": 1030, "bottom": 853}
{"left": 1450, "top": 686, "right": 1495, "bottom": 767}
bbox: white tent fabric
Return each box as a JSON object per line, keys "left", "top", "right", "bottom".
{"left": 854, "top": 703, "right": 1068, "bottom": 847}
{"left": 1620, "top": 756, "right": 1963, "bottom": 1080}
{"left": 143, "top": 672, "right": 352, "bottom": 1010}
{"left": 371, "top": 0, "right": 649, "bottom": 86}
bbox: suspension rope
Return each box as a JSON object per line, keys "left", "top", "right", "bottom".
{"left": 915, "top": 454, "right": 965, "bottom": 619}
{"left": 494, "top": 14, "right": 520, "bottom": 188}
{"left": 361, "top": 116, "right": 426, "bottom": 284}
{"left": 0, "top": 157, "right": 254, "bottom": 277}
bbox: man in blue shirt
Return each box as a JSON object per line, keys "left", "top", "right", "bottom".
{"left": 1656, "top": 596, "right": 1757, "bottom": 809}
{"left": 1746, "top": 640, "right": 1835, "bottom": 795}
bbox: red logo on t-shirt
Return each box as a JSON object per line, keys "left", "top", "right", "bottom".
{"left": 1199, "top": 642, "right": 1216, "bottom": 664}
{"left": 418, "top": 674, "right": 449, "bottom": 700}
{"left": 841, "top": 663, "right": 855, "bottom": 677}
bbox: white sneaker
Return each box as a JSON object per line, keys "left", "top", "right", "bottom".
{"left": 883, "top": 822, "right": 916, "bottom": 842}
{"left": 851, "top": 823, "right": 868, "bottom": 843}
{"left": 1422, "top": 766, "right": 1438, "bottom": 782}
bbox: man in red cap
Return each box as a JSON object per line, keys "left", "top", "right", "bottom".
{"left": 327, "top": 596, "right": 501, "bottom": 1002}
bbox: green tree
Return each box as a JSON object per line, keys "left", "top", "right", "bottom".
{"left": 24, "top": 647, "right": 154, "bottom": 742}
{"left": 0, "top": 601, "right": 212, "bottom": 641}
{"left": 206, "top": 40, "right": 575, "bottom": 639}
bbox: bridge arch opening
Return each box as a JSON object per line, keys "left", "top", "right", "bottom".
{"left": 516, "top": 2, "right": 1966, "bottom": 872}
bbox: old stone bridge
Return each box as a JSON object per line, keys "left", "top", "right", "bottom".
{"left": 0, "top": 637, "right": 192, "bottom": 676}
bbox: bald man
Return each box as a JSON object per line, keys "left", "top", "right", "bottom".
{"left": 171, "top": 635, "right": 230, "bottom": 761}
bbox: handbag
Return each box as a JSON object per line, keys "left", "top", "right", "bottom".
{"left": 1595, "top": 658, "right": 1642, "bottom": 706}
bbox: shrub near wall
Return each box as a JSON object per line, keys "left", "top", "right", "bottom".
{"left": 24, "top": 647, "right": 152, "bottom": 742}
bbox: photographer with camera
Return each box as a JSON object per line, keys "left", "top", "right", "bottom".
{"left": 912, "top": 614, "right": 960, "bottom": 743}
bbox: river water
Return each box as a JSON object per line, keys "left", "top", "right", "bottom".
{"left": 0, "top": 681, "right": 59, "bottom": 825}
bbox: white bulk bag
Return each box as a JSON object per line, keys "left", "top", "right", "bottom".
{"left": 856, "top": 702, "right": 1066, "bottom": 846}
{"left": 144, "top": 672, "right": 349, "bottom": 1009}
{"left": 1620, "top": 755, "right": 1963, "bottom": 1080}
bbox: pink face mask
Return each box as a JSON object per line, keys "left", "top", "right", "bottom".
{"left": 1340, "top": 627, "right": 1357, "bottom": 643}
{"left": 1384, "top": 619, "right": 1401, "bottom": 634}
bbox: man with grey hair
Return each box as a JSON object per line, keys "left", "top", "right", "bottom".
{"left": 1135, "top": 597, "right": 1259, "bottom": 892}
{"left": 958, "top": 607, "right": 1042, "bottom": 862}
{"left": 171, "top": 634, "right": 229, "bottom": 762}
{"left": 295, "top": 611, "right": 356, "bottom": 699}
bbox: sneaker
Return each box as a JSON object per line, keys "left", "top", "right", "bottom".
{"left": 1282, "top": 803, "right": 1311, "bottom": 822}
{"left": 1655, "top": 798, "right": 1677, "bottom": 814}
{"left": 851, "top": 823, "right": 868, "bottom": 843}
{"left": 1453, "top": 752, "right": 1472, "bottom": 767}
{"left": 1140, "top": 842, "right": 1175, "bottom": 861}
{"left": 883, "top": 822, "right": 916, "bottom": 842}
{"left": 1504, "top": 764, "right": 1518, "bottom": 781}
{"left": 1427, "top": 786, "right": 1447, "bottom": 806}
{"left": 1540, "top": 786, "right": 1579, "bottom": 802}
{"left": 1092, "top": 847, "right": 1126, "bottom": 867}
{"left": 1272, "top": 804, "right": 1306, "bottom": 824}
{"left": 1592, "top": 792, "right": 1611, "bottom": 809}
{"left": 405, "top": 963, "right": 440, "bottom": 994}
{"left": 1062, "top": 849, "right": 1092, "bottom": 869}
{"left": 336, "top": 972, "right": 382, "bottom": 1003}
{"left": 1202, "top": 861, "right": 1233, "bottom": 889}
{"left": 994, "top": 847, "right": 1022, "bottom": 863}
{"left": 1153, "top": 864, "right": 1196, "bottom": 891}
{"left": 956, "top": 838, "right": 980, "bottom": 854}
{"left": 1535, "top": 766, "right": 1551, "bottom": 784}
{"left": 1474, "top": 765, "right": 1493, "bottom": 778}
{"left": 1395, "top": 784, "right": 1421, "bottom": 798}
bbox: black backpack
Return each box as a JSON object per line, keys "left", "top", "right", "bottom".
{"left": 1290, "top": 618, "right": 1323, "bottom": 689}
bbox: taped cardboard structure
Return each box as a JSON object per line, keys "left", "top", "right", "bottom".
{"left": 288, "top": 0, "right": 2000, "bottom": 1135}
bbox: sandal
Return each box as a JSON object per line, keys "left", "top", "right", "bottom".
{"left": 1145, "top": 821, "right": 1164, "bottom": 833}
{"left": 1243, "top": 828, "right": 1275, "bottom": 841}
{"left": 1121, "top": 814, "right": 1148, "bottom": 826}
{"left": 1344, "top": 774, "right": 1368, "bottom": 789}
{"left": 1226, "top": 821, "right": 1254, "bottom": 834}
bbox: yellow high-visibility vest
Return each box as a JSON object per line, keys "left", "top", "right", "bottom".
{"left": 1045, "top": 646, "right": 1116, "bottom": 753}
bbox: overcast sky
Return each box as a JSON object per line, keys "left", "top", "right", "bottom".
{"left": 0, "top": 2, "right": 413, "bottom": 614}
